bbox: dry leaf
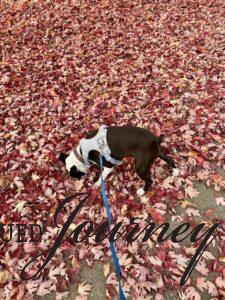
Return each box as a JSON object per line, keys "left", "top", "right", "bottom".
{"left": 103, "top": 263, "right": 110, "bottom": 277}
{"left": 216, "top": 197, "right": 225, "bottom": 206}
{"left": 162, "top": 176, "right": 174, "bottom": 189}
{"left": 179, "top": 199, "right": 197, "bottom": 208}
{"left": 185, "top": 186, "right": 200, "bottom": 199}
{"left": 78, "top": 281, "right": 92, "bottom": 296}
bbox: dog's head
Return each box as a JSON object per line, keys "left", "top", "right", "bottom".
{"left": 59, "top": 152, "right": 86, "bottom": 179}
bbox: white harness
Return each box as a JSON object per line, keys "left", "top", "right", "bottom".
{"left": 65, "top": 125, "right": 122, "bottom": 174}
{"left": 79, "top": 125, "right": 122, "bottom": 168}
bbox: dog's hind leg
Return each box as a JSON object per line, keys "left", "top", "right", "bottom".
{"left": 135, "top": 155, "right": 154, "bottom": 195}
{"left": 138, "top": 168, "right": 153, "bottom": 192}
{"left": 158, "top": 150, "right": 176, "bottom": 168}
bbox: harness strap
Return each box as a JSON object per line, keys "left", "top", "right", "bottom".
{"left": 99, "top": 154, "right": 126, "bottom": 300}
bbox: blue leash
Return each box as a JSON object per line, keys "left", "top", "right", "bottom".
{"left": 99, "top": 155, "right": 126, "bottom": 300}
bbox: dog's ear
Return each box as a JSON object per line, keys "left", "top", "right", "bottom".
{"left": 59, "top": 153, "right": 68, "bottom": 163}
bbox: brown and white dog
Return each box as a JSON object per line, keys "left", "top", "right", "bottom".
{"left": 59, "top": 125, "right": 178, "bottom": 195}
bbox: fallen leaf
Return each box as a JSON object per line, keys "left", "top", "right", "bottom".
{"left": 148, "top": 256, "right": 162, "bottom": 266}
{"left": 185, "top": 286, "right": 201, "bottom": 300}
{"left": 78, "top": 281, "right": 92, "bottom": 296}
{"left": 103, "top": 263, "right": 110, "bottom": 277}
{"left": 215, "top": 277, "right": 225, "bottom": 290}
{"left": 185, "top": 186, "right": 200, "bottom": 199}
{"left": 179, "top": 199, "right": 197, "bottom": 208}
{"left": 216, "top": 197, "right": 225, "bottom": 206}
{"left": 186, "top": 208, "right": 201, "bottom": 217}
{"left": 162, "top": 176, "right": 174, "bottom": 189}
{"left": 12, "top": 201, "right": 26, "bottom": 212}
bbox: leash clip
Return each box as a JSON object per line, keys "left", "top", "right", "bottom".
{"left": 97, "top": 137, "right": 105, "bottom": 155}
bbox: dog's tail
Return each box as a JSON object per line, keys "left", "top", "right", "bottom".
{"left": 155, "top": 134, "right": 176, "bottom": 168}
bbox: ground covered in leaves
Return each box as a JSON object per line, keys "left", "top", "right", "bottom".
{"left": 0, "top": 0, "right": 225, "bottom": 299}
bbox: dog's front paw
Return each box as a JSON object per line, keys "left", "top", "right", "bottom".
{"left": 137, "top": 188, "right": 145, "bottom": 196}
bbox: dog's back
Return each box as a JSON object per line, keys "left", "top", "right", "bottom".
{"left": 84, "top": 125, "right": 161, "bottom": 162}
